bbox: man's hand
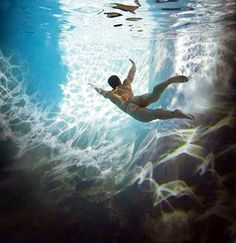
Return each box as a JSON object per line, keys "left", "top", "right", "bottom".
{"left": 88, "top": 83, "right": 109, "bottom": 97}
{"left": 88, "top": 83, "right": 100, "bottom": 93}
{"left": 129, "top": 59, "right": 135, "bottom": 65}
{"left": 88, "top": 83, "right": 96, "bottom": 89}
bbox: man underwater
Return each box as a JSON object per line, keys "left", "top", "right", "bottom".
{"left": 89, "top": 59, "right": 194, "bottom": 122}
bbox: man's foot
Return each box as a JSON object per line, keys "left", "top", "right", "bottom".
{"left": 168, "top": 75, "right": 188, "bottom": 84}
{"left": 173, "top": 109, "right": 194, "bottom": 120}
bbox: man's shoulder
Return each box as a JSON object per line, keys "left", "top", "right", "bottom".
{"left": 123, "top": 79, "right": 132, "bottom": 86}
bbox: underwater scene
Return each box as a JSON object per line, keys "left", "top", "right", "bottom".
{"left": 0, "top": 0, "right": 236, "bottom": 242}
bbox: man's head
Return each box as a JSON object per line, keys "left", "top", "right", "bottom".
{"left": 108, "top": 75, "right": 121, "bottom": 89}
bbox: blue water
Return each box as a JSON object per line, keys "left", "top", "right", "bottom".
{"left": 0, "top": 0, "right": 66, "bottom": 103}
{"left": 0, "top": 0, "right": 200, "bottom": 103}
{"left": 1, "top": 1, "right": 236, "bottom": 242}
{"left": 0, "top": 0, "right": 235, "bottom": 204}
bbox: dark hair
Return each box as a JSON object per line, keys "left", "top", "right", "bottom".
{"left": 108, "top": 75, "right": 121, "bottom": 89}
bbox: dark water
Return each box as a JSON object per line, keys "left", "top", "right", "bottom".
{"left": 0, "top": 0, "right": 236, "bottom": 242}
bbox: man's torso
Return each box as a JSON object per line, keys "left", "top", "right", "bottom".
{"left": 108, "top": 81, "right": 134, "bottom": 111}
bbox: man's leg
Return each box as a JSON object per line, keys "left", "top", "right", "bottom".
{"left": 131, "top": 75, "right": 188, "bottom": 107}
{"left": 127, "top": 104, "right": 193, "bottom": 122}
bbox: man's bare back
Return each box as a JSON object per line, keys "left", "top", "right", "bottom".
{"left": 89, "top": 59, "right": 194, "bottom": 122}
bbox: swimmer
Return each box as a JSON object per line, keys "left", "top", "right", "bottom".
{"left": 89, "top": 59, "right": 194, "bottom": 122}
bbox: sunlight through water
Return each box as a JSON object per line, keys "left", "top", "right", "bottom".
{"left": 0, "top": 0, "right": 235, "bottom": 208}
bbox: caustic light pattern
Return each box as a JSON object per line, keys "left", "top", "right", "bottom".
{"left": 0, "top": 42, "right": 234, "bottom": 207}
{"left": 0, "top": 1, "right": 235, "bottom": 219}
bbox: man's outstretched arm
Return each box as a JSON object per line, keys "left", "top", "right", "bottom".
{"left": 88, "top": 83, "right": 110, "bottom": 98}
{"left": 124, "top": 59, "right": 136, "bottom": 84}
{"left": 89, "top": 83, "right": 126, "bottom": 105}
